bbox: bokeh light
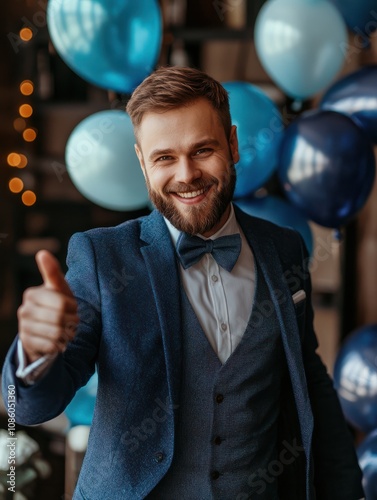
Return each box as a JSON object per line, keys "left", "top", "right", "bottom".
{"left": 19, "top": 104, "right": 33, "bottom": 118}
{"left": 19, "top": 28, "right": 33, "bottom": 41}
{"left": 23, "top": 128, "right": 37, "bottom": 142}
{"left": 9, "top": 177, "right": 24, "bottom": 193}
{"left": 7, "top": 153, "right": 21, "bottom": 167}
{"left": 20, "top": 80, "right": 34, "bottom": 96}
{"left": 13, "top": 117, "right": 26, "bottom": 132}
{"left": 22, "top": 190, "right": 37, "bottom": 206}
{"left": 18, "top": 154, "right": 28, "bottom": 168}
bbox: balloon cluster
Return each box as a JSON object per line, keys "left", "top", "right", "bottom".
{"left": 333, "top": 325, "right": 377, "bottom": 498}
{"left": 47, "top": 0, "right": 162, "bottom": 211}
{"left": 248, "top": 0, "right": 377, "bottom": 231}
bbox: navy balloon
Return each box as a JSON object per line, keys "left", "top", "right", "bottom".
{"left": 278, "top": 110, "right": 376, "bottom": 229}
{"left": 357, "top": 429, "right": 377, "bottom": 500}
{"left": 222, "top": 81, "right": 284, "bottom": 198}
{"left": 321, "top": 65, "right": 377, "bottom": 144}
{"left": 47, "top": 0, "right": 162, "bottom": 94}
{"left": 333, "top": 324, "right": 377, "bottom": 433}
{"left": 330, "top": 0, "right": 377, "bottom": 35}
{"left": 65, "top": 372, "right": 98, "bottom": 427}
{"left": 235, "top": 195, "right": 313, "bottom": 256}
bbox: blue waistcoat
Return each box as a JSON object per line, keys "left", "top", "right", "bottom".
{"left": 148, "top": 261, "right": 286, "bottom": 499}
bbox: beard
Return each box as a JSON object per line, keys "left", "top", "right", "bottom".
{"left": 145, "top": 163, "right": 236, "bottom": 235}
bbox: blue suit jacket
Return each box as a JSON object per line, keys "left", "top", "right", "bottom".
{"left": 2, "top": 207, "right": 363, "bottom": 499}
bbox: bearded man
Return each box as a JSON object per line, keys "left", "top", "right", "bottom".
{"left": 2, "top": 66, "right": 364, "bottom": 500}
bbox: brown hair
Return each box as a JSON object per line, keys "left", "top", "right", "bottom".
{"left": 126, "top": 66, "right": 231, "bottom": 140}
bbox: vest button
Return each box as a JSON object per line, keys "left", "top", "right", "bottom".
{"left": 211, "top": 470, "right": 220, "bottom": 480}
{"left": 213, "top": 436, "right": 222, "bottom": 445}
{"left": 215, "top": 393, "right": 224, "bottom": 404}
{"left": 154, "top": 452, "right": 164, "bottom": 463}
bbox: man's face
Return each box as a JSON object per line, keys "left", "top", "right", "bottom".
{"left": 135, "top": 98, "right": 239, "bottom": 236}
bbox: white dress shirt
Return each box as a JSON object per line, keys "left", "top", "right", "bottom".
{"left": 17, "top": 203, "right": 256, "bottom": 380}
{"left": 165, "top": 203, "right": 256, "bottom": 364}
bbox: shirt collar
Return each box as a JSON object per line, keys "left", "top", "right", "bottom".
{"left": 164, "top": 203, "right": 240, "bottom": 248}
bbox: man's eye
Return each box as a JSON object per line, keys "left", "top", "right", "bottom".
{"left": 157, "top": 156, "right": 172, "bottom": 161}
{"left": 195, "top": 148, "right": 212, "bottom": 156}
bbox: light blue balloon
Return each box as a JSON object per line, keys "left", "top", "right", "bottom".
{"left": 235, "top": 195, "right": 313, "bottom": 256}
{"left": 65, "top": 372, "right": 98, "bottom": 427}
{"left": 65, "top": 110, "right": 149, "bottom": 211}
{"left": 222, "top": 81, "right": 284, "bottom": 198}
{"left": 255, "top": 0, "right": 348, "bottom": 100}
{"left": 47, "top": 0, "right": 162, "bottom": 94}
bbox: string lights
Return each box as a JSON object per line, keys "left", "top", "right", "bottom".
{"left": 7, "top": 27, "right": 38, "bottom": 207}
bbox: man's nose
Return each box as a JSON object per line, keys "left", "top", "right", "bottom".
{"left": 174, "top": 157, "right": 201, "bottom": 184}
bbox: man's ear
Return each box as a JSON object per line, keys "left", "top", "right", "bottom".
{"left": 229, "top": 125, "right": 240, "bottom": 165}
{"left": 134, "top": 144, "right": 146, "bottom": 178}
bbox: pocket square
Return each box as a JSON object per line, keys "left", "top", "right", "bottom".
{"left": 292, "top": 289, "right": 306, "bottom": 304}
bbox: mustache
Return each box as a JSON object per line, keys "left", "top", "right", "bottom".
{"left": 164, "top": 178, "right": 218, "bottom": 194}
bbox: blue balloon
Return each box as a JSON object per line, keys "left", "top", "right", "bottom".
{"left": 278, "top": 110, "right": 376, "bottom": 228}
{"left": 320, "top": 65, "right": 377, "bottom": 144}
{"left": 357, "top": 429, "right": 377, "bottom": 500}
{"left": 65, "top": 372, "right": 98, "bottom": 427}
{"left": 66, "top": 110, "right": 149, "bottom": 211}
{"left": 330, "top": 0, "right": 377, "bottom": 35}
{"left": 222, "top": 81, "right": 284, "bottom": 198}
{"left": 47, "top": 0, "right": 162, "bottom": 94}
{"left": 333, "top": 324, "right": 377, "bottom": 433}
{"left": 235, "top": 195, "right": 313, "bottom": 256}
{"left": 254, "top": 0, "right": 348, "bottom": 100}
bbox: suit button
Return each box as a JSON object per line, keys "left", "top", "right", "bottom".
{"left": 213, "top": 436, "right": 222, "bottom": 445}
{"left": 215, "top": 393, "right": 224, "bottom": 404}
{"left": 154, "top": 452, "right": 164, "bottom": 463}
{"left": 211, "top": 470, "right": 220, "bottom": 480}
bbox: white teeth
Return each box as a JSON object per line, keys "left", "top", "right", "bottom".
{"left": 176, "top": 188, "right": 206, "bottom": 199}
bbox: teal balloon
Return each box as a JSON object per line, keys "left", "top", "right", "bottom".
{"left": 222, "top": 81, "right": 284, "bottom": 198}
{"left": 255, "top": 0, "right": 348, "bottom": 100}
{"left": 47, "top": 0, "right": 162, "bottom": 94}
{"left": 235, "top": 195, "right": 313, "bottom": 256}
{"left": 330, "top": 0, "right": 377, "bottom": 35}
{"left": 65, "top": 110, "right": 149, "bottom": 211}
{"left": 65, "top": 372, "right": 98, "bottom": 427}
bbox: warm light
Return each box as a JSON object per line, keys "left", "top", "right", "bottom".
{"left": 13, "top": 117, "right": 26, "bottom": 132}
{"left": 7, "top": 153, "right": 21, "bottom": 167}
{"left": 20, "top": 80, "right": 34, "bottom": 96}
{"left": 22, "top": 190, "right": 37, "bottom": 206}
{"left": 19, "top": 104, "right": 33, "bottom": 118}
{"left": 18, "top": 154, "right": 28, "bottom": 168}
{"left": 9, "top": 177, "right": 24, "bottom": 193}
{"left": 19, "top": 28, "right": 33, "bottom": 41}
{"left": 23, "top": 128, "right": 37, "bottom": 142}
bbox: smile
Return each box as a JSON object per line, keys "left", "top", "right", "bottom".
{"left": 175, "top": 187, "right": 208, "bottom": 199}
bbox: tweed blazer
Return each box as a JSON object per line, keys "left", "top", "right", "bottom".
{"left": 2, "top": 206, "right": 364, "bottom": 499}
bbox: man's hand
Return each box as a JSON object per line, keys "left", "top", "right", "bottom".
{"left": 18, "top": 250, "right": 79, "bottom": 364}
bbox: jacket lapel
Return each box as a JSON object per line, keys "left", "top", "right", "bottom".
{"left": 140, "top": 210, "right": 183, "bottom": 413}
{"left": 235, "top": 206, "right": 314, "bottom": 497}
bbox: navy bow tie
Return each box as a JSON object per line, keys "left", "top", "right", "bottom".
{"left": 176, "top": 232, "right": 242, "bottom": 272}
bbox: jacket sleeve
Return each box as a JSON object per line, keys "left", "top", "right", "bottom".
{"left": 1, "top": 232, "right": 102, "bottom": 425}
{"left": 298, "top": 235, "right": 364, "bottom": 500}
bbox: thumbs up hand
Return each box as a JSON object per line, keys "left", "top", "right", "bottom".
{"left": 18, "top": 250, "right": 79, "bottom": 364}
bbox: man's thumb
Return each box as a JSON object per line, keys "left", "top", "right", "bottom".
{"left": 36, "top": 250, "right": 73, "bottom": 296}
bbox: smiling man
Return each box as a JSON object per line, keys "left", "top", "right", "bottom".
{"left": 2, "top": 66, "right": 364, "bottom": 500}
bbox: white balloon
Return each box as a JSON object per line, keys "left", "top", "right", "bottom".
{"left": 65, "top": 110, "right": 149, "bottom": 211}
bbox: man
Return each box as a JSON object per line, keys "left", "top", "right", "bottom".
{"left": 2, "top": 67, "right": 363, "bottom": 499}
